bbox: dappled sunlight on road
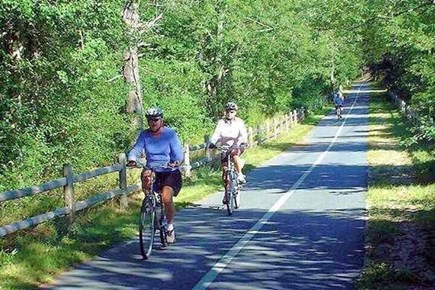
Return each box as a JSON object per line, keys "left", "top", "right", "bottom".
{"left": 44, "top": 207, "right": 365, "bottom": 290}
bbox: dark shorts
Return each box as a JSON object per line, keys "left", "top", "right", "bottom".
{"left": 142, "top": 170, "right": 183, "bottom": 197}
{"left": 220, "top": 147, "right": 245, "bottom": 165}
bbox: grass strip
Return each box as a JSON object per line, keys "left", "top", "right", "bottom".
{"left": 357, "top": 84, "right": 435, "bottom": 290}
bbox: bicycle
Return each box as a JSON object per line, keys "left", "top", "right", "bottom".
{"left": 219, "top": 144, "right": 245, "bottom": 216}
{"left": 335, "top": 104, "right": 343, "bottom": 120}
{"left": 133, "top": 163, "right": 172, "bottom": 260}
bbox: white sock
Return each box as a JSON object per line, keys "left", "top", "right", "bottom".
{"left": 167, "top": 223, "right": 174, "bottom": 231}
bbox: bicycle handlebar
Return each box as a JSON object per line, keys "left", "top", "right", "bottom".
{"left": 127, "top": 161, "right": 180, "bottom": 170}
{"left": 218, "top": 143, "right": 247, "bottom": 152}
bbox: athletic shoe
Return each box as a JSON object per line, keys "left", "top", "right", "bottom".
{"left": 237, "top": 173, "right": 246, "bottom": 184}
{"left": 166, "top": 228, "right": 176, "bottom": 244}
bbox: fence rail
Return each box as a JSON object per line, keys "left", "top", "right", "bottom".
{"left": 388, "top": 92, "right": 434, "bottom": 141}
{"left": 0, "top": 177, "right": 68, "bottom": 203}
{"left": 0, "top": 107, "right": 306, "bottom": 237}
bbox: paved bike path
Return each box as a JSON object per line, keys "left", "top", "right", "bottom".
{"left": 44, "top": 83, "right": 368, "bottom": 290}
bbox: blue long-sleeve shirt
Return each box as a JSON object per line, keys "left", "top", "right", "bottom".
{"left": 333, "top": 94, "right": 344, "bottom": 106}
{"left": 128, "top": 127, "right": 184, "bottom": 172}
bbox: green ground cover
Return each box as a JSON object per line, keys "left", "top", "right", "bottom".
{"left": 357, "top": 86, "right": 435, "bottom": 290}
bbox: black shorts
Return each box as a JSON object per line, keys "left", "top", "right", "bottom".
{"left": 143, "top": 170, "right": 183, "bottom": 197}
{"left": 220, "top": 147, "right": 245, "bottom": 165}
{"left": 155, "top": 170, "right": 182, "bottom": 197}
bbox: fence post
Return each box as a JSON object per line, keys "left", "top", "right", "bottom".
{"left": 293, "top": 110, "right": 298, "bottom": 123}
{"left": 204, "top": 135, "right": 211, "bottom": 161}
{"left": 63, "top": 164, "right": 75, "bottom": 220}
{"left": 288, "top": 112, "right": 292, "bottom": 129}
{"left": 289, "top": 111, "right": 294, "bottom": 128}
{"left": 285, "top": 114, "right": 289, "bottom": 131}
{"left": 273, "top": 118, "right": 278, "bottom": 139}
{"left": 184, "top": 144, "right": 191, "bottom": 177}
{"left": 118, "top": 153, "right": 128, "bottom": 208}
{"left": 248, "top": 127, "right": 254, "bottom": 146}
{"left": 266, "top": 119, "right": 270, "bottom": 140}
{"left": 256, "top": 124, "right": 262, "bottom": 145}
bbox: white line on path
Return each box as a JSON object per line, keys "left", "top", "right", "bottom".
{"left": 192, "top": 86, "right": 363, "bottom": 290}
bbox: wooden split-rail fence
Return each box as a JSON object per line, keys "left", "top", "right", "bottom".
{"left": 388, "top": 92, "right": 434, "bottom": 143}
{"left": 0, "top": 108, "right": 305, "bottom": 237}
{"left": 389, "top": 92, "right": 433, "bottom": 126}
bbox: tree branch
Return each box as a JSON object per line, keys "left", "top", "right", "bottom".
{"left": 139, "top": 13, "right": 163, "bottom": 33}
{"left": 107, "top": 74, "right": 123, "bottom": 83}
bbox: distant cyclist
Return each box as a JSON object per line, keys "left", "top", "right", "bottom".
{"left": 338, "top": 84, "right": 345, "bottom": 99}
{"left": 208, "top": 102, "right": 248, "bottom": 201}
{"left": 333, "top": 90, "right": 344, "bottom": 119}
{"left": 127, "top": 107, "right": 184, "bottom": 244}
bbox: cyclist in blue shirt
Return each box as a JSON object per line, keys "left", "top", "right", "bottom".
{"left": 127, "top": 107, "right": 184, "bottom": 243}
{"left": 333, "top": 86, "right": 345, "bottom": 119}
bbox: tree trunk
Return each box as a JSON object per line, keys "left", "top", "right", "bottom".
{"left": 122, "top": 0, "right": 143, "bottom": 129}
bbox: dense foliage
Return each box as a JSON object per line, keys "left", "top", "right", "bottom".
{"left": 363, "top": 0, "right": 435, "bottom": 142}
{"left": 5, "top": 0, "right": 432, "bottom": 192}
{"left": 0, "top": 0, "right": 131, "bottom": 190}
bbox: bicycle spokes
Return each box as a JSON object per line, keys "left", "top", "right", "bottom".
{"left": 139, "top": 198, "right": 156, "bottom": 259}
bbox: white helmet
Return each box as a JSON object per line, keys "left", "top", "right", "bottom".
{"left": 225, "top": 102, "right": 238, "bottom": 111}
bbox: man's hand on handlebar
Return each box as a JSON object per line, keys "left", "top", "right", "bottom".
{"left": 167, "top": 161, "right": 181, "bottom": 168}
{"left": 127, "top": 160, "right": 137, "bottom": 167}
{"left": 209, "top": 142, "right": 247, "bottom": 150}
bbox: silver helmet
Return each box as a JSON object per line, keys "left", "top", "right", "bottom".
{"left": 225, "top": 102, "right": 238, "bottom": 111}
{"left": 145, "top": 107, "right": 163, "bottom": 118}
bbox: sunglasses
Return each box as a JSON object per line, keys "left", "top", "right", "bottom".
{"left": 147, "top": 118, "right": 161, "bottom": 122}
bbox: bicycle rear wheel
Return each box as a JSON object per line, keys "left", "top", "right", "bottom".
{"left": 159, "top": 227, "right": 167, "bottom": 247}
{"left": 139, "top": 196, "right": 156, "bottom": 259}
{"left": 226, "top": 173, "right": 235, "bottom": 216}
{"left": 226, "top": 191, "right": 234, "bottom": 215}
{"left": 158, "top": 207, "right": 168, "bottom": 247}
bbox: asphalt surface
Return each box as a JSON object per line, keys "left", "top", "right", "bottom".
{"left": 44, "top": 83, "right": 368, "bottom": 290}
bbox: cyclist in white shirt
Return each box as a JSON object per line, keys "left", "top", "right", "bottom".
{"left": 339, "top": 84, "right": 345, "bottom": 99}
{"left": 208, "top": 102, "right": 248, "bottom": 187}
{"left": 332, "top": 87, "right": 345, "bottom": 119}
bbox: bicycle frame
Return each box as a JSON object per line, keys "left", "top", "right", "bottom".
{"left": 149, "top": 180, "right": 168, "bottom": 245}
{"left": 335, "top": 105, "right": 343, "bottom": 119}
{"left": 138, "top": 166, "right": 169, "bottom": 259}
{"left": 220, "top": 145, "right": 241, "bottom": 215}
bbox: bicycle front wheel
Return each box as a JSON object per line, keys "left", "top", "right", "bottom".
{"left": 226, "top": 174, "right": 235, "bottom": 216}
{"left": 139, "top": 196, "right": 156, "bottom": 259}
